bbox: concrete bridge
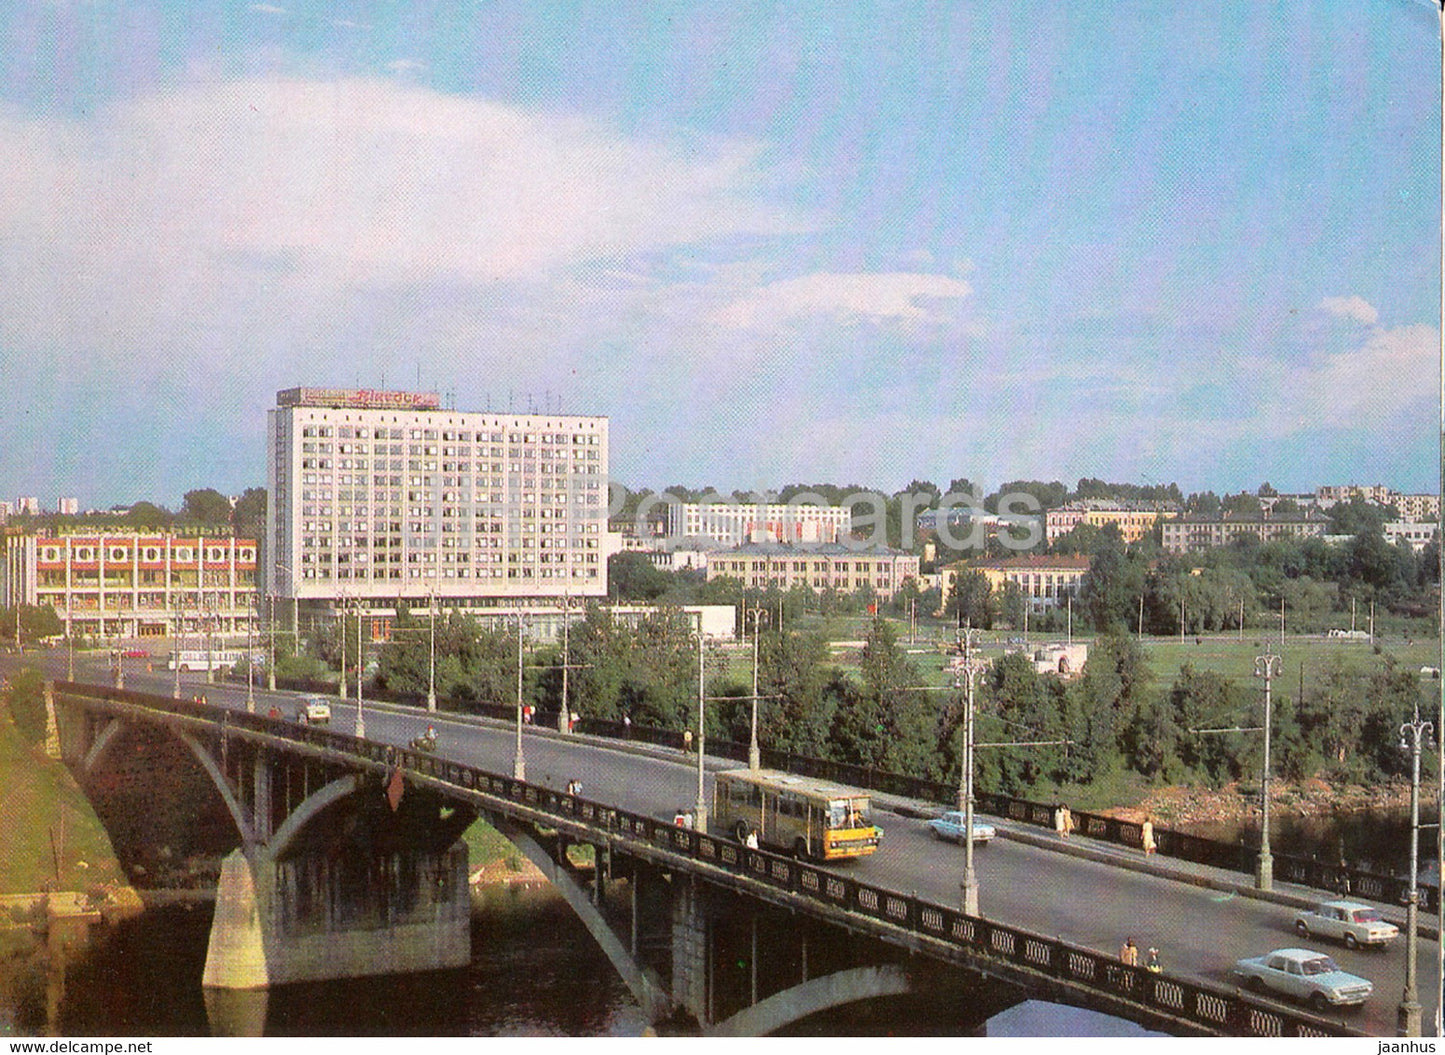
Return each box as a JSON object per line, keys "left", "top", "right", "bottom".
{"left": 39, "top": 679, "right": 1369, "bottom": 1037}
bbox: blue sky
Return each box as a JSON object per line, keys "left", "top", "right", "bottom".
{"left": 0, "top": 1, "right": 1439, "bottom": 509}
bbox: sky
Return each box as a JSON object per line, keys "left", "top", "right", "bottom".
{"left": 0, "top": 1, "right": 1440, "bottom": 510}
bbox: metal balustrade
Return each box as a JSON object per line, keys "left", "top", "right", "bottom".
{"left": 56, "top": 682, "right": 1363, "bottom": 1038}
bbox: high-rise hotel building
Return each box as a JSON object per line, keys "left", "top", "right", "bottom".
{"left": 266, "top": 387, "right": 610, "bottom": 629}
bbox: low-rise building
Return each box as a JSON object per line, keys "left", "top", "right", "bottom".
{"left": 2, "top": 531, "right": 258, "bottom": 641}
{"left": 940, "top": 555, "right": 1091, "bottom": 611}
{"left": 666, "top": 501, "right": 851, "bottom": 547}
{"left": 1044, "top": 501, "right": 1180, "bottom": 544}
{"left": 705, "top": 542, "right": 919, "bottom": 600}
{"left": 1384, "top": 521, "right": 1439, "bottom": 554}
{"left": 1161, "top": 511, "right": 1331, "bottom": 554}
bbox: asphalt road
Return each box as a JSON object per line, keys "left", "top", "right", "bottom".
{"left": 14, "top": 648, "right": 1441, "bottom": 1036}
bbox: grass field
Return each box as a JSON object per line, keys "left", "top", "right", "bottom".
{"left": 0, "top": 709, "right": 126, "bottom": 895}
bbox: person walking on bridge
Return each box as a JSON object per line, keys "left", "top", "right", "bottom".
{"left": 1141, "top": 817, "right": 1156, "bottom": 856}
{"left": 1120, "top": 938, "right": 1139, "bottom": 967}
{"left": 1055, "top": 803, "right": 1074, "bottom": 840}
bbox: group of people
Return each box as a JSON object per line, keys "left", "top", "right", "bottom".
{"left": 565, "top": 778, "right": 584, "bottom": 796}
{"left": 1119, "top": 937, "right": 1162, "bottom": 973}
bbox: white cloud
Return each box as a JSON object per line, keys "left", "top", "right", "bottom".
{"left": 1317, "top": 295, "right": 1379, "bottom": 326}
{"left": 1294, "top": 322, "right": 1437, "bottom": 428}
{"left": 0, "top": 75, "right": 794, "bottom": 370}
{"left": 712, "top": 272, "right": 974, "bottom": 329}
{"left": 249, "top": 3, "right": 286, "bottom": 15}
{"left": 385, "top": 58, "right": 428, "bottom": 73}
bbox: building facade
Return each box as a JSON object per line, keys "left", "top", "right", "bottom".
{"left": 1384, "top": 521, "right": 1439, "bottom": 554}
{"left": 266, "top": 387, "right": 610, "bottom": 627}
{"left": 940, "top": 555, "right": 1092, "bottom": 611}
{"left": 665, "top": 502, "right": 851, "bottom": 547}
{"left": 2, "top": 531, "right": 258, "bottom": 641}
{"left": 705, "top": 543, "right": 919, "bottom": 599}
{"left": 1160, "top": 512, "right": 1330, "bottom": 555}
{"left": 1044, "top": 501, "right": 1180, "bottom": 544}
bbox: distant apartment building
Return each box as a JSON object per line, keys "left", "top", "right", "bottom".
{"left": 57, "top": 497, "right": 79, "bottom": 516}
{"left": 15, "top": 497, "right": 39, "bottom": 515}
{"left": 2, "top": 531, "right": 258, "bottom": 640}
{"left": 1384, "top": 522, "right": 1439, "bottom": 554}
{"left": 940, "top": 555, "right": 1091, "bottom": 611}
{"left": 266, "top": 387, "right": 610, "bottom": 631}
{"left": 1044, "top": 501, "right": 1180, "bottom": 545}
{"left": 0, "top": 502, "right": 12, "bottom": 522}
{"left": 705, "top": 542, "right": 919, "bottom": 600}
{"left": 1393, "top": 494, "right": 1441, "bottom": 523}
{"left": 1315, "top": 484, "right": 1396, "bottom": 508}
{"left": 1160, "top": 511, "right": 1331, "bottom": 555}
{"left": 665, "top": 501, "right": 851, "bottom": 547}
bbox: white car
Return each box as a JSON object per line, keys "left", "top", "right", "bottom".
{"left": 1294, "top": 900, "right": 1398, "bottom": 949}
{"left": 927, "top": 810, "right": 996, "bottom": 844}
{"left": 294, "top": 696, "right": 331, "bottom": 726}
{"left": 1232, "top": 948, "right": 1372, "bottom": 1010}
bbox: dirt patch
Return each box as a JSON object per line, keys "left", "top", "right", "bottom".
{"left": 1098, "top": 780, "right": 1431, "bottom": 827}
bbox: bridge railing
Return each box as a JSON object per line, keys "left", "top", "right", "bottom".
{"left": 59, "top": 683, "right": 1362, "bottom": 1038}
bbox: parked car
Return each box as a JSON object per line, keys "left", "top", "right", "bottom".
{"left": 927, "top": 810, "right": 996, "bottom": 844}
{"left": 1294, "top": 900, "right": 1398, "bottom": 949}
{"left": 1232, "top": 948, "right": 1372, "bottom": 1010}
{"left": 294, "top": 696, "right": 331, "bottom": 726}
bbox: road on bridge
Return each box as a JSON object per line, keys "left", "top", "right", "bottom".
{"left": 19, "top": 648, "right": 1442, "bottom": 1037}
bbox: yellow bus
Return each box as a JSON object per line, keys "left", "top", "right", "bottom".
{"left": 711, "top": 768, "right": 881, "bottom": 861}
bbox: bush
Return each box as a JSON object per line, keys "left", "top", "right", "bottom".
{"left": 4, "top": 668, "right": 47, "bottom": 745}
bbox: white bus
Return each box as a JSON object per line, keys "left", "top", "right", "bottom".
{"left": 167, "top": 649, "right": 263, "bottom": 672}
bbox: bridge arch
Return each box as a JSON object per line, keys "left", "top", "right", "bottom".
{"left": 709, "top": 965, "right": 913, "bottom": 1037}
{"left": 267, "top": 774, "right": 367, "bottom": 859}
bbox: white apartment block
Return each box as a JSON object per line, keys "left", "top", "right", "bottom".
{"left": 665, "top": 501, "right": 851, "bottom": 547}
{"left": 266, "top": 387, "right": 610, "bottom": 626}
{"left": 57, "top": 497, "right": 79, "bottom": 515}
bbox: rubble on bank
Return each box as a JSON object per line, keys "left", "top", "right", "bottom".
{"left": 1101, "top": 779, "right": 1436, "bottom": 828}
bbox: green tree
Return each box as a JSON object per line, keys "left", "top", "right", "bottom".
{"left": 180, "top": 488, "right": 233, "bottom": 527}
{"left": 944, "top": 570, "right": 995, "bottom": 629}
{"left": 1078, "top": 528, "right": 1144, "bottom": 632}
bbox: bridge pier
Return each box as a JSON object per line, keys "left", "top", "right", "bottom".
{"left": 203, "top": 841, "right": 471, "bottom": 989}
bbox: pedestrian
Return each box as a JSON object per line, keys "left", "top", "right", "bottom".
{"left": 1120, "top": 937, "right": 1139, "bottom": 966}
{"left": 569, "top": 710, "right": 579, "bottom": 733}
{"left": 1141, "top": 817, "right": 1156, "bottom": 856}
{"left": 1145, "top": 947, "right": 1161, "bottom": 973}
{"left": 623, "top": 713, "right": 632, "bottom": 737}
{"left": 745, "top": 830, "right": 759, "bottom": 850}
{"left": 1056, "top": 803, "right": 1073, "bottom": 840}
{"left": 683, "top": 728, "right": 693, "bottom": 752}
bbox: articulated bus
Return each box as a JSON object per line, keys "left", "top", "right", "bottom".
{"left": 710, "top": 768, "right": 881, "bottom": 861}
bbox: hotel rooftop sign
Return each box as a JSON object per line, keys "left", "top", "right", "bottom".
{"left": 276, "top": 387, "right": 441, "bottom": 410}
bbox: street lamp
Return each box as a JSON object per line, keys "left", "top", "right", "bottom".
{"left": 1396, "top": 705, "right": 1434, "bottom": 1037}
{"left": 513, "top": 611, "right": 527, "bottom": 781}
{"left": 747, "top": 606, "right": 768, "bottom": 770}
{"left": 1253, "top": 646, "right": 1282, "bottom": 892}
{"left": 245, "top": 598, "right": 255, "bottom": 713}
{"left": 172, "top": 599, "right": 183, "bottom": 699}
{"left": 957, "top": 626, "right": 988, "bottom": 916}
{"left": 427, "top": 586, "right": 437, "bottom": 713}
{"left": 693, "top": 623, "right": 708, "bottom": 833}
{"left": 354, "top": 598, "right": 365, "bottom": 739}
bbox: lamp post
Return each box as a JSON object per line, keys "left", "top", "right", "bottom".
{"left": 354, "top": 598, "right": 365, "bottom": 739}
{"left": 558, "top": 592, "right": 571, "bottom": 734}
{"left": 513, "top": 611, "right": 526, "bottom": 781}
{"left": 66, "top": 633, "right": 74, "bottom": 682}
{"left": 747, "top": 606, "right": 768, "bottom": 770}
{"left": 1253, "top": 646, "right": 1282, "bottom": 892}
{"left": 266, "top": 592, "right": 277, "bottom": 692}
{"left": 427, "top": 587, "right": 437, "bottom": 713}
{"left": 336, "top": 593, "right": 349, "bottom": 702}
{"left": 172, "top": 600, "right": 183, "bottom": 699}
{"left": 1396, "top": 705, "right": 1433, "bottom": 1037}
{"left": 693, "top": 624, "right": 708, "bottom": 833}
{"left": 245, "top": 602, "right": 255, "bottom": 713}
{"left": 957, "top": 626, "right": 988, "bottom": 915}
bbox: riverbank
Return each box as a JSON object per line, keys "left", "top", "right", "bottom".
{"left": 1102, "top": 778, "right": 1439, "bottom": 828}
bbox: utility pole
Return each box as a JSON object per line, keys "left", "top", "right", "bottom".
{"left": 694, "top": 624, "right": 708, "bottom": 833}
{"left": 354, "top": 600, "right": 365, "bottom": 738}
{"left": 1253, "top": 646, "right": 1282, "bottom": 891}
{"left": 957, "top": 627, "right": 988, "bottom": 916}
{"left": 513, "top": 611, "right": 526, "bottom": 780}
{"left": 1395, "top": 702, "right": 1433, "bottom": 1037}
{"left": 748, "top": 606, "right": 767, "bottom": 770}
{"left": 427, "top": 588, "right": 437, "bottom": 713}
